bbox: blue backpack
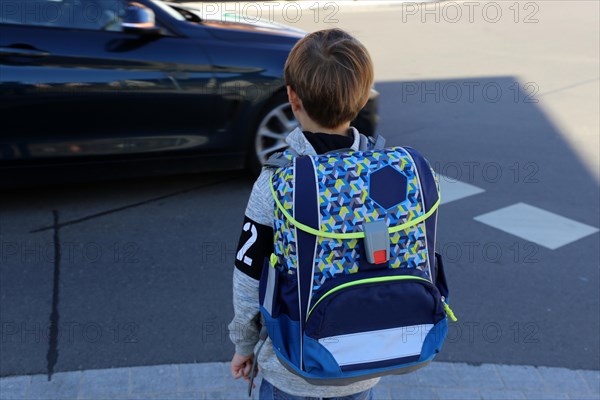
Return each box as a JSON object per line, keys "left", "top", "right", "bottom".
{"left": 258, "top": 137, "right": 456, "bottom": 385}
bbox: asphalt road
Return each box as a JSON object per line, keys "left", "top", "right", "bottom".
{"left": 1, "top": 1, "right": 599, "bottom": 378}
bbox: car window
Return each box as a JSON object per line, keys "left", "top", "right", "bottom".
{"left": 148, "top": 0, "right": 185, "bottom": 22}
{"left": 0, "top": 0, "right": 128, "bottom": 31}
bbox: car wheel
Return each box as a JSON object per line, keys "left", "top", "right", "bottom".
{"left": 249, "top": 92, "right": 299, "bottom": 175}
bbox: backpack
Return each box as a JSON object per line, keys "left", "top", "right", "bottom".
{"left": 258, "top": 135, "right": 456, "bottom": 386}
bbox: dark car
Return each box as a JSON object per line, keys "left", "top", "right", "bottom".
{"left": 0, "top": 0, "right": 378, "bottom": 184}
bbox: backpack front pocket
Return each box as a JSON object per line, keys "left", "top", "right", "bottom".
{"left": 303, "top": 276, "right": 447, "bottom": 373}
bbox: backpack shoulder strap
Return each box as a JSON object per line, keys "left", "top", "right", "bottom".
{"left": 360, "top": 134, "right": 386, "bottom": 151}
{"left": 263, "top": 148, "right": 298, "bottom": 169}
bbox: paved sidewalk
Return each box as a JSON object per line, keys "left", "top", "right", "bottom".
{"left": 1, "top": 361, "right": 598, "bottom": 400}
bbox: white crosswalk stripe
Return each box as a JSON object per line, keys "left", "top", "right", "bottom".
{"left": 437, "top": 175, "right": 485, "bottom": 205}
{"left": 473, "top": 202, "right": 599, "bottom": 250}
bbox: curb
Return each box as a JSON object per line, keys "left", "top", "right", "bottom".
{"left": 1, "top": 361, "right": 598, "bottom": 400}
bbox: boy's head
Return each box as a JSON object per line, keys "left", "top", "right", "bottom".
{"left": 284, "top": 29, "right": 374, "bottom": 130}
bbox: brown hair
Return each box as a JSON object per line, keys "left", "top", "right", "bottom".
{"left": 284, "top": 29, "right": 374, "bottom": 129}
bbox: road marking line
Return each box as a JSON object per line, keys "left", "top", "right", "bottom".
{"left": 438, "top": 175, "right": 485, "bottom": 205}
{"left": 474, "top": 202, "right": 599, "bottom": 250}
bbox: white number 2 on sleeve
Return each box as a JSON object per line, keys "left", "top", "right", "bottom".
{"left": 236, "top": 222, "right": 257, "bottom": 266}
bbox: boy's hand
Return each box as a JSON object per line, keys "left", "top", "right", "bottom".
{"left": 230, "top": 352, "right": 257, "bottom": 384}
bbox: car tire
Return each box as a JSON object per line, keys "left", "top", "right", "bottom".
{"left": 248, "top": 91, "right": 299, "bottom": 176}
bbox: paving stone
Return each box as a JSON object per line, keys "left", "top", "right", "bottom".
{"left": 379, "top": 370, "right": 423, "bottom": 387}
{"left": 26, "top": 372, "right": 81, "bottom": 400}
{"left": 537, "top": 367, "right": 588, "bottom": 393}
{"left": 205, "top": 388, "right": 256, "bottom": 400}
{"left": 178, "top": 363, "right": 227, "bottom": 392}
{"left": 523, "top": 391, "right": 569, "bottom": 399}
{"left": 578, "top": 370, "right": 600, "bottom": 395}
{"left": 0, "top": 375, "right": 30, "bottom": 400}
{"left": 372, "top": 385, "right": 391, "bottom": 400}
{"left": 496, "top": 365, "right": 543, "bottom": 390}
{"left": 226, "top": 374, "right": 261, "bottom": 396}
{"left": 416, "top": 362, "right": 460, "bottom": 388}
{"left": 79, "top": 367, "right": 130, "bottom": 399}
{"left": 455, "top": 364, "right": 505, "bottom": 390}
{"left": 480, "top": 390, "right": 526, "bottom": 400}
{"left": 130, "top": 365, "right": 178, "bottom": 395}
{"left": 227, "top": 376, "right": 248, "bottom": 391}
{"left": 108, "top": 393, "right": 162, "bottom": 400}
{"left": 387, "top": 387, "right": 438, "bottom": 399}
{"left": 435, "top": 388, "right": 481, "bottom": 400}
{"left": 568, "top": 394, "right": 600, "bottom": 400}
{"left": 150, "top": 391, "right": 202, "bottom": 400}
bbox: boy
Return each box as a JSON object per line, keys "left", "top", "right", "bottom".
{"left": 229, "top": 29, "right": 378, "bottom": 399}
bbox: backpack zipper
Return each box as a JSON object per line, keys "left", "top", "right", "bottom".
{"left": 307, "top": 275, "right": 433, "bottom": 319}
{"left": 441, "top": 296, "right": 458, "bottom": 322}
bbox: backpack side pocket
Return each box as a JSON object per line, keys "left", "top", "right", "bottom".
{"left": 434, "top": 252, "right": 449, "bottom": 301}
{"left": 259, "top": 255, "right": 278, "bottom": 316}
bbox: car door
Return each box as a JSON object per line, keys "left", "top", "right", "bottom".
{"left": 0, "top": 0, "right": 215, "bottom": 161}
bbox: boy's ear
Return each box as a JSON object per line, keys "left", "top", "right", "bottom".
{"left": 287, "top": 85, "right": 301, "bottom": 112}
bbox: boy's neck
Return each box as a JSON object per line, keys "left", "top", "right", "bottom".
{"left": 301, "top": 121, "right": 351, "bottom": 136}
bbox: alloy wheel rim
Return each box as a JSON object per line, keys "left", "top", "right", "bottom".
{"left": 255, "top": 102, "right": 299, "bottom": 165}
